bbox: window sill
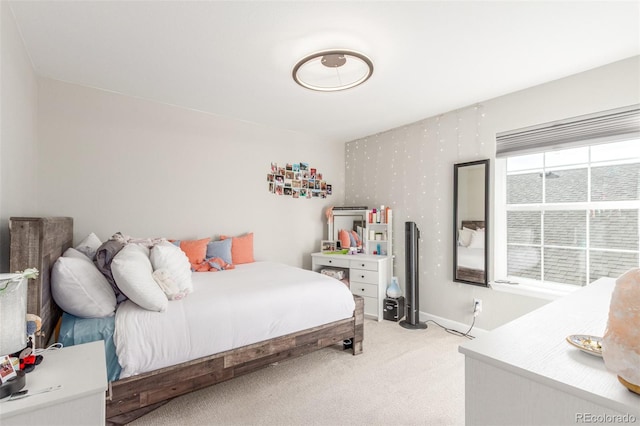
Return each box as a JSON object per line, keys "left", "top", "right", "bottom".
{"left": 489, "top": 280, "right": 578, "bottom": 301}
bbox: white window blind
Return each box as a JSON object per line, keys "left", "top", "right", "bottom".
{"left": 496, "top": 105, "right": 640, "bottom": 158}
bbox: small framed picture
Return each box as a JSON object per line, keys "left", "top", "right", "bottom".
{"left": 0, "top": 355, "right": 17, "bottom": 383}
{"left": 321, "top": 240, "right": 337, "bottom": 252}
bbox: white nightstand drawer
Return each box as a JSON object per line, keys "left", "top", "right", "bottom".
{"left": 350, "top": 269, "right": 379, "bottom": 285}
{"left": 314, "top": 257, "right": 350, "bottom": 268}
{"left": 350, "top": 282, "right": 377, "bottom": 298}
{"left": 350, "top": 259, "right": 379, "bottom": 271}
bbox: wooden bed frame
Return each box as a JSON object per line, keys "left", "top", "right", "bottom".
{"left": 9, "top": 217, "right": 364, "bottom": 425}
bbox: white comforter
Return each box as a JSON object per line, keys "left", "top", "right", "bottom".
{"left": 457, "top": 246, "right": 484, "bottom": 270}
{"left": 114, "top": 261, "right": 355, "bottom": 378}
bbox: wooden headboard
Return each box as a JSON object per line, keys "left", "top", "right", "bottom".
{"left": 461, "top": 220, "right": 485, "bottom": 231}
{"left": 9, "top": 217, "right": 73, "bottom": 348}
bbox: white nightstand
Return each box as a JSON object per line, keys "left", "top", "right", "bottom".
{"left": 0, "top": 341, "right": 107, "bottom": 426}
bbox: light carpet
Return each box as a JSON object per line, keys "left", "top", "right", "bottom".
{"left": 129, "top": 319, "right": 467, "bottom": 426}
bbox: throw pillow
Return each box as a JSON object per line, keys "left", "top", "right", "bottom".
{"left": 51, "top": 256, "right": 116, "bottom": 318}
{"left": 178, "top": 238, "right": 211, "bottom": 269}
{"left": 206, "top": 239, "right": 233, "bottom": 265}
{"left": 75, "top": 232, "right": 102, "bottom": 260}
{"left": 150, "top": 241, "right": 193, "bottom": 299}
{"left": 111, "top": 244, "right": 168, "bottom": 312}
{"left": 338, "top": 229, "right": 351, "bottom": 248}
{"left": 220, "top": 233, "right": 255, "bottom": 264}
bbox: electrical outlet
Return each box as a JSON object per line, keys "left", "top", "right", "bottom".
{"left": 473, "top": 298, "right": 482, "bottom": 316}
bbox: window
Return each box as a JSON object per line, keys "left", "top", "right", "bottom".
{"left": 495, "top": 106, "right": 640, "bottom": 291}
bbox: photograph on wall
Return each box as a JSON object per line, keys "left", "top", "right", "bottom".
{"left": 267, "top": 161, "right": 332, "bottom": 199}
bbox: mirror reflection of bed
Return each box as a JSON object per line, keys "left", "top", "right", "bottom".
{"left": 456, "top": 221, "right": 485, "bottom": 283}
{"left": 453, "top": 159, "right": 489, "bottom": 286}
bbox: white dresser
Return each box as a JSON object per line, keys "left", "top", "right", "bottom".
{"left": 0, "top": 341, "right": 107, "bottom": 426}
{"left": 459, "top": 278, "right": 639, "bottom": 425}
{"left": 311, "top": 252, "right": 390, "bottom": 321}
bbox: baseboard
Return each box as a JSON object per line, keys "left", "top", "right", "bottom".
{"left": 420, "top": 311, "right": 489, "bottom": 338}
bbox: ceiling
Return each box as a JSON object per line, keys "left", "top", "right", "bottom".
{"left": 8, "top": 1, "right": 640, "bottom": 142}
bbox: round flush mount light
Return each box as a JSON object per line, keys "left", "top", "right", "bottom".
{"left": 292, "top": 49, "right": 374, "bottom": 92}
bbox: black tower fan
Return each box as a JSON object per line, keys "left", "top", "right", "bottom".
{"left": 400, "top": 221, "right": 427, "bottom": 329}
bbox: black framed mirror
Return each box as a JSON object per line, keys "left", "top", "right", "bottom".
{"left": 453, "top": 159, "right": 489, "bottom": 286}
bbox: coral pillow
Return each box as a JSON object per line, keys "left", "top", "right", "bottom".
{"left": 220, "top": 233, "right": 254, "bottom": 264}
{"left": 179, "top": 238, "right": 211, "bottom": 268}
{"left": 338, "top": 229, "right": 351, "bottom": 248}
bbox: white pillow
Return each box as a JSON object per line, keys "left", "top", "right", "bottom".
{"left": 468, "top": 229, "right": 485, "bottom": 249}
{"left": 75, "top": 232, "right": 102, "bottom": 260}
{"left": 149, "top": 241, "right": 193, "bottom": 300}
{"left": 458, "top": 227, "right": 474, "bottom": 247}
{"left": 51, "top": 256, "right": 116, "bottom": 318}
{"left": 111, "top": 244, "right": 168, "bottom": 312}
{"left": 63, "top": 247, "right": 92, "bottom": 261}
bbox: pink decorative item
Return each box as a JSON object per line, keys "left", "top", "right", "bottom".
{"left": 602, "top": 268, "right": 640, "bottom": 394}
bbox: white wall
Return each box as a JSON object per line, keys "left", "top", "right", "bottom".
{"left": 346, "top": 56, "right": 640, "bottom": 330}
{"left": 0, "top": 3, "right": 40, "bottom": 271}
{"left": 36, "top": 79, "right": 344, "bottom": 269}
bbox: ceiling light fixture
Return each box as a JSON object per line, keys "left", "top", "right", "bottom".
{"left": 292, "top": 49, "right": 373, "bottom": 92}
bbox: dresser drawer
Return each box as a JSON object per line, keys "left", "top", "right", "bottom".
{"left": 350, "top": 259, "right": 379, "bottom": 272}
{"left": 313, "top": 256, "right": 350, "bottom": 268}
{"left": 349, "top": 269, "right": 379, "bottom": 285}
{"left": 350, "top": 282, "right": 378, "bottom": 298}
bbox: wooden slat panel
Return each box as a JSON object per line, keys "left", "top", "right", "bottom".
{"left": 9, "top": 217, "right": 72, "bottom": 347}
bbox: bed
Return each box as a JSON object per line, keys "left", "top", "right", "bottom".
{"left": 9, "top": 217, "right": 364, "bottom": 425}
{"left": 456, "top": 220, "right": 486, "bottom": 284}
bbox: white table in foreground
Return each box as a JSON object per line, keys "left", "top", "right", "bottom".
{"left": 459, "top": 278, "right": 639, "bottom": 426}
{"left": 0, "top": 340, "right": 107, "bottom": 426}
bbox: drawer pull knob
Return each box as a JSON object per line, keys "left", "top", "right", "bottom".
{"left": 361, "top": 264, "right": 365, "bottom": 267}
{"left": 361, "top": 288, "right": 365, "bottom": 292}
{"left": 329, "top": 260, "right": 332, "bottom": 263}
{"left": 361, "top": 275, "right": 365, "bottom": 279}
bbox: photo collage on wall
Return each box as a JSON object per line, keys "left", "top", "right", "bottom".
{"left": 267, "top": 162, "right": 332, "bottom": 199}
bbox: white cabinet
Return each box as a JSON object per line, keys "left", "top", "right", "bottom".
{"left": 311, "top": 253, "right": 390, "bottom": 321}
{"left": 0, "top": 341, "right": 107, "bottom": 426}
{"left": 459, "top": 278, "right": 639, "bottom": 425}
